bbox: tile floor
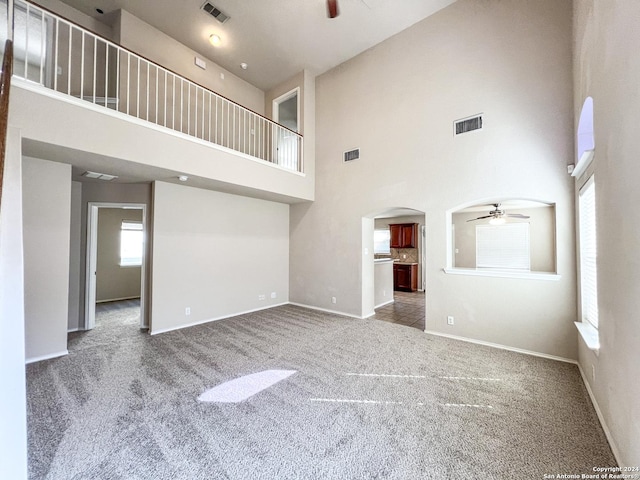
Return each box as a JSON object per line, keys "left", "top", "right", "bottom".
{"left": 371, "top": 290, "right": 425, "bottom": 330}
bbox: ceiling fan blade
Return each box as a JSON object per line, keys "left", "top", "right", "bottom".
{"left": 506, "top": 214, "right": 530, "bottom": 219}
{"left": 327, "top": 0, "right": 339, "bottom": 18}
{"left": 466, "top": 215, "right": 493, "bottom": 222}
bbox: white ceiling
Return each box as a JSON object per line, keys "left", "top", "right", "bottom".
{"left": 57, "top": 0, "right": 457, "bottom": 91}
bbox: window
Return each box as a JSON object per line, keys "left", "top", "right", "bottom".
{"left": 579, "top": 176, "right": 598, "bottom": 329}
{"left": 476, "top": 223, "right": 530, "bottom": 270}
{"left": 120, "top": 221, "right": 143, "bottom": 266}
{"left": 374, "top": 229, "right": 391, "bottom": 254}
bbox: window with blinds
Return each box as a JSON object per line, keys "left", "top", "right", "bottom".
{"left": 579, "top": 176, "right": 598, "bottom": 329}
{"left": 120, "top": 221, "right": 143, "bottom": 266}
{"left": 476, "top": 223, "right": 530, "bottom": 270}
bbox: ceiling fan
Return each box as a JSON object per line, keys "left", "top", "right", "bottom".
{"left": 327, "top": 0, "right": 339, "bottom": 18}
{"left": 466, "top": 203, "right": 530, "bottom": 225}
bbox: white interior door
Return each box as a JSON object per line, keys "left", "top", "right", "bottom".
{"left": 273, "top": 88, "right": 299, "bottom": 168}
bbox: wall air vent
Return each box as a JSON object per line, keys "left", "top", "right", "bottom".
{"left": 454, "top": 114, "right": 483, "bottom": 136}
{"left": 343, "top": 148, "right": 360, "bottom": 163}
{"left": 201, "top": 2, "right": 230, "bottom": 23}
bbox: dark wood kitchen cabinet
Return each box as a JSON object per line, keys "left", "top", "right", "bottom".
{"left": 393, "top": 263, "right": 418, "bottom": 292}
{"left": 389, "top": 223, "right": 417, "bottom": 248}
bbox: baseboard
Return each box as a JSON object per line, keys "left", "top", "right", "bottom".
{"left": 424, "top": 330, "right": 577, "bottom": 365}
{"left": 288, "top": 302, "right": 363, "bottom": 319}
{"left": 96, "top": 296, "right": 141, "bottom": 304}
{"left": 374, "top": 299, "right": 395, "bottom": 310}
{"left": 150, "top": 302, "right": 289, "bottom": 335}
{"left": 576, "top": 364, "right": 622, "bottom": 466}
{"left": 26, "top": 350, "right": 69, "bottom": 364}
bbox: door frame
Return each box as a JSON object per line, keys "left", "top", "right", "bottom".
{"left": 364, "top": 209, "right": 427, "bottom": 326}
{"left": 272, "top": 87, "right": 300, "bottom": 131}
{"left": 85, "top": 202, "right": 148, "bottom": 330}
{"left": 272, "top": 88, "right": 300, "bottom": 167}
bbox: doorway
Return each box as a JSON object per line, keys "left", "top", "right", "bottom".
{"left": 273, "top": 88, "right": 299, "bottom": 132}
{"left": 85, "top": 203, "right": 147, "bottom": 331}
{"left": 363, "top": 208, "right": 427, "bottom": 331}
{"left": 272, "top": 88, "right": 300, "bottom": 169}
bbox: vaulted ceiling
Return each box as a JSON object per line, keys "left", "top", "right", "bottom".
{"left": 57, "top": 0, "right": 457, "bottom": 91}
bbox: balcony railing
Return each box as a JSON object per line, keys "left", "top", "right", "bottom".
{"left": 1, "top": 0, "right": 303, "bottom": 173}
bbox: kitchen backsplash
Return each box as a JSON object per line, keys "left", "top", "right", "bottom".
{"left": 392, "top": 248, "right": 419, "bottom": 263}
{"left": 375, "top": 248, "right": 419, "bottom": 263}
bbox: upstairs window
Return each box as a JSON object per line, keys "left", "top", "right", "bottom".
{"left": 120, "top": 221, "right": 143, "bottom": 266}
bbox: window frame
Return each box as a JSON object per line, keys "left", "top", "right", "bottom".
{"left": 119, "top": 220, "right": 144, "bottom": 267}
{"left": 578, "top": 175, "right": 598, "bottom": 330}
{"left": 374, "top": 228, "right": 391, "bottom": 255}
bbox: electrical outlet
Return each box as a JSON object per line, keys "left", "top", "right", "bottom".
{"left": 331, "top": 296, "right": 337, "bottom": 304}
{"left": 185, "top": 307, "right": 191, "bottom": 316}
{"left": 592, "top": 365, "right": 596, "bottom": 382}
{"left": 447, "top": 316, "right": 454, "bottom": 325}
{"left": 258, "top": 294, "right": 266, "bottom": 301}
{"left": 383, "top": 289, "right": 386, "bottom": 297}
{"left": 271, "top": 292, "right": 276, "bottom": 299}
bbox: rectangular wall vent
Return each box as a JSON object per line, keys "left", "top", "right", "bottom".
{"left": 201, "top": 2, "right": 230, "bottom": 23}
{"left": 454, "top": 114, "right": 483, "bottom": 135}
{"left": 344, "top": 148, "right": 360, "bottom": 162}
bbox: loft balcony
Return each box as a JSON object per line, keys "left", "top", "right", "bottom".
{"left": 2, "top": 0, "right": 312, "bottom": 202}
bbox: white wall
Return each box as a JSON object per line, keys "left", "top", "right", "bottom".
{"left": 573, "top": 0, "right": 640, "bottom": 466}
{"left": 290, "top": 0, "right": 576, "bottom": 359}
{"left": 0, "top": 128, "right": 28, "bottom": 480}
{"left": 374, "top": 261, "right": 393, "bottom": 308}
{"left": 22, "top": 157, "right": 71, "bottom": 362}
{"left": 151, "top": 181, "right": 289, "bottom": 334}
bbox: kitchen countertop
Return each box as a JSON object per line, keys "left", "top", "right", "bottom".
{"left": 374, "top": 258, "right": 394, "bottom": 264}
{"left": 374, "top": 259, "right": 419, "bottom": 265}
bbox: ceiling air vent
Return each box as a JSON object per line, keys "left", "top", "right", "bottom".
{"left": 344, "top": 148, "right": 360, "bottom": 163}
{"left": 454, "top": 114, "right": 483, "bottom": 136}
{"left": 201, "top": 2, "right": 230, "bottom": 23}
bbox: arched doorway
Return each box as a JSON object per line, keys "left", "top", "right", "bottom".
{"left": 362, "top": 207, "right": 426, "bottom": 331}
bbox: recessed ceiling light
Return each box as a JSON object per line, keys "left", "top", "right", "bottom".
{"left": 240, "top": 63, "right": 248, "bottom": 70}
{"left": 178, "top": 175, "right": 188, "bottom": 182}
{"left": 209, "top": 34, "right": 221, "bottom": 47}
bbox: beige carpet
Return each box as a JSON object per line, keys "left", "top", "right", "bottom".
{"left": 26, "top": 303, "right": 616, "bottom": 479}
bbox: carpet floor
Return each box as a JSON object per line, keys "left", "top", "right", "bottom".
{"left": 26, "top": 303, "right": 616, "bottom": 479}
